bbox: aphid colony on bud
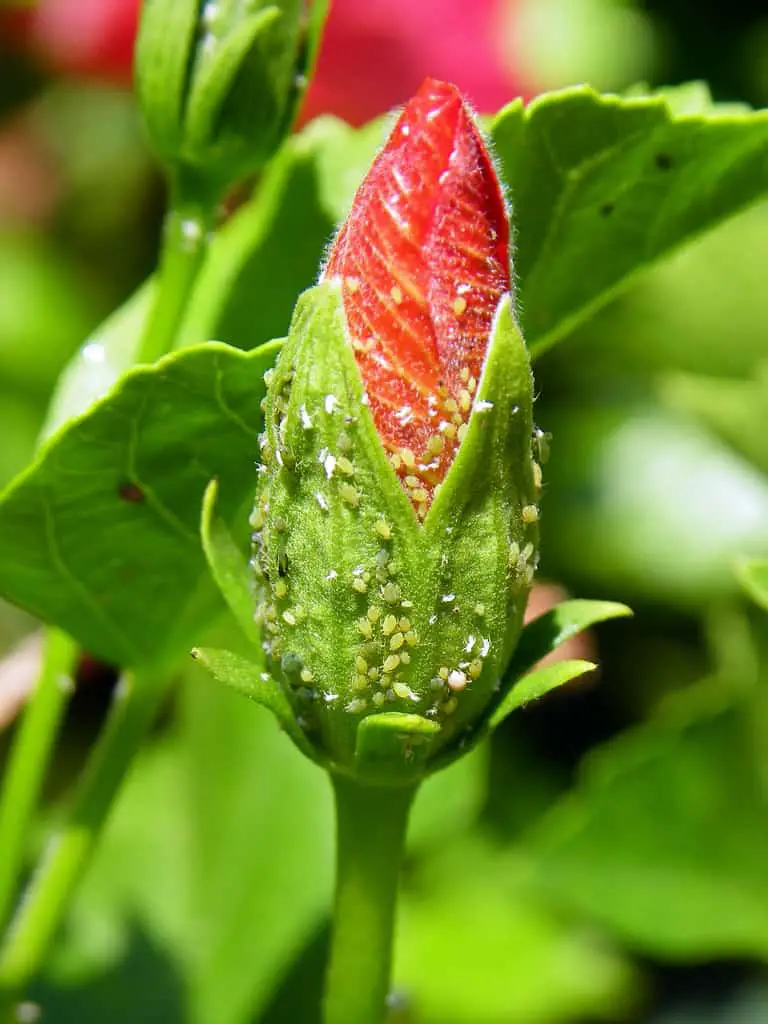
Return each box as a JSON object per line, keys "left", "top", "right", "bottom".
{"left": 337, "top": 299, "right": 486, "bottom": 521}
{"left": 251, "top": 368, "right": 502, "bottom": 728}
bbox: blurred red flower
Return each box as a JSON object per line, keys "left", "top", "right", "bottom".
{"left": 2, "top": 0, "right": 528, "bottom": 121}
{"left": 302, "top": 0, "right": 528, "bottom": 123}
{"left": 4, "top": 0, "right": 138, "bottom": 85}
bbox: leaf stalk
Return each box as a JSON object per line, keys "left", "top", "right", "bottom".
{"left": 136, "top": 176, "right": 217, "bottom": 364}
{"left": 0, "top": 631, "right": 77, "bottom": 933}
{"left": 0, "top": 668, "right": 172, "bottom": 1014}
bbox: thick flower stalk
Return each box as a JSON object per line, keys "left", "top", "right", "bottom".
{"left": 251, "top": 78, "right": 540, "bottom": 782}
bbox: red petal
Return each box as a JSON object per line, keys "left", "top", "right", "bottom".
{"left": 323, "top": 78, "right": 510, "bottom": 516}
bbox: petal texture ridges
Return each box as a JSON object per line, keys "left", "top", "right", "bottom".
{"left": 323, "top": 77, "right": 510, "bottom": 516}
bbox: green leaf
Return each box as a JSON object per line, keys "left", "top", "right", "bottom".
{"left": 543, "top": 407, "right": 768, "bottom": 608}
{"left": 179, "top": 663, "right": 333, "bottom": 1024}
{"left": 527, "top": 686, "right": 768, "bottom": 959}
{"left": 408, "top": 746, "right": 488, "bottom": 852}
{"left": 737, "top": 559, "right": 768, "bottom": 613}
{"left": 661, "top": 367, "right": 768, "bottom": 474}
{"left": 491, "top": 86, "right": 768, "bottom": 353}
{"left": 41, "top": 282, "right": 154, "bottom": 438}
{"left": 558, "top": 206, "right": 768, "bottom": 385}
{"left": 0, "top": 340, "right": 278, "bottom": 667}
{"left": 488, "top": 659, "right": 597, "bottom": 730}
{"left": 394, "top": 838, "right": 639, "bottom": 1024}
{"left": 200, "top": 478, "right": 261, "bottom": 647}
{"left": 191, "top": 646, "right": 315, "bottom": 759}
{"left": 40, "top": 661, "right": 334, "bottom": 1024}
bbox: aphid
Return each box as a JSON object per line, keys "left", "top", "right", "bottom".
{"left": 532, "top": 426, "right": 551, "bottom": 464}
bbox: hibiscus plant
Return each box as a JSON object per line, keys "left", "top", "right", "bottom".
{"left": 1, "top": 2, "right": 768, "bottom": 1022}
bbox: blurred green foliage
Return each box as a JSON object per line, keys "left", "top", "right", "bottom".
{"left": 1, "top": 4, "right": 768, "bottom": 1022}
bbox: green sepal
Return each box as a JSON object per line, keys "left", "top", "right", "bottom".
{"left": 135, "top": 0, "right": 328, "bottom": 196}
{"left": 183, "top": 8, "right": 282, "bottom": 155}
{"left": 134, "top": 0, "right": 200, "bottom": 161}
{"left": 484, "top": 599, "right": 632, "bottom": 731}
{"left": 351, "top": 713, "right": 441, "bottom": 786}
{"left": 201, "top": 477, "right": 261, "bottom": 649}
{"left": 422, "top": 294, "right": 540, "bottom": 736}
{"left": 487, "top": 659, "right": 597, "bottom": 730}
{"left": 503, "top": 599, "right": 632, "bottom": 684}
{"left": 432, "top": 599, "right": 631, "bottom": 770}
{"left": 254, "top": 279, "right": 425, "bottom": 768}
{"left": 191, "top": 646, "right": 319, "bottom": 762}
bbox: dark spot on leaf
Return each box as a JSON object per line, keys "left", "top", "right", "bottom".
{"left": 600, "top": 202, "right": 615, "bottom": 216}
{"left": 118, "top": 481, "right": 144, "bottom": 503}
{"left": 655, "top": 152, "right": 673, "bottom": 170}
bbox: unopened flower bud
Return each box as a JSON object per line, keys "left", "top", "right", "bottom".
{"left": 252, "top": 79, "right": 539, "bottom": 781}
{"left": 135, "top": 0, "right": 324, "bottom": 196}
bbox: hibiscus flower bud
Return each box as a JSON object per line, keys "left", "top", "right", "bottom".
{"left": 252, "top": 79, "right": 539, "bottom": 781}
{"left": 135, "top": 0, "right": 324, "bottom": 197}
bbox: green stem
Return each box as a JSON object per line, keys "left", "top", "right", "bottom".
{"left": 0, "top": 631, "right": 77, "bottom": 932}
{"left": 136, "top": 180, "right": 216, "bottom": 364}
{"left": 323, "top": 775, "right": 416, "bottom": 1024}
{"left": 0, "top": 668, "right": 171, "bottom": 1014}
{"left": 0, "top": 170, "right": 216, "bottom": 1021}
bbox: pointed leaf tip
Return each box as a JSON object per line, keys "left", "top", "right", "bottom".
{"left": 508, "top": 599, "right": 632, "bottom": 682}
{"left": 489, "top": 659, "right": 598, "bottom": 730}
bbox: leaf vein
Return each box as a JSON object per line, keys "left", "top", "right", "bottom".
{"left": 42, "top": 496, "right": 139, "bottom": 662}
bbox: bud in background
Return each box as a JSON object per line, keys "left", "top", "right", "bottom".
{"left": 135, "top": 0, "right": 327, "bottom": 198}
{"left": 252, "top": 79, "right": 540, "bottom": 781}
